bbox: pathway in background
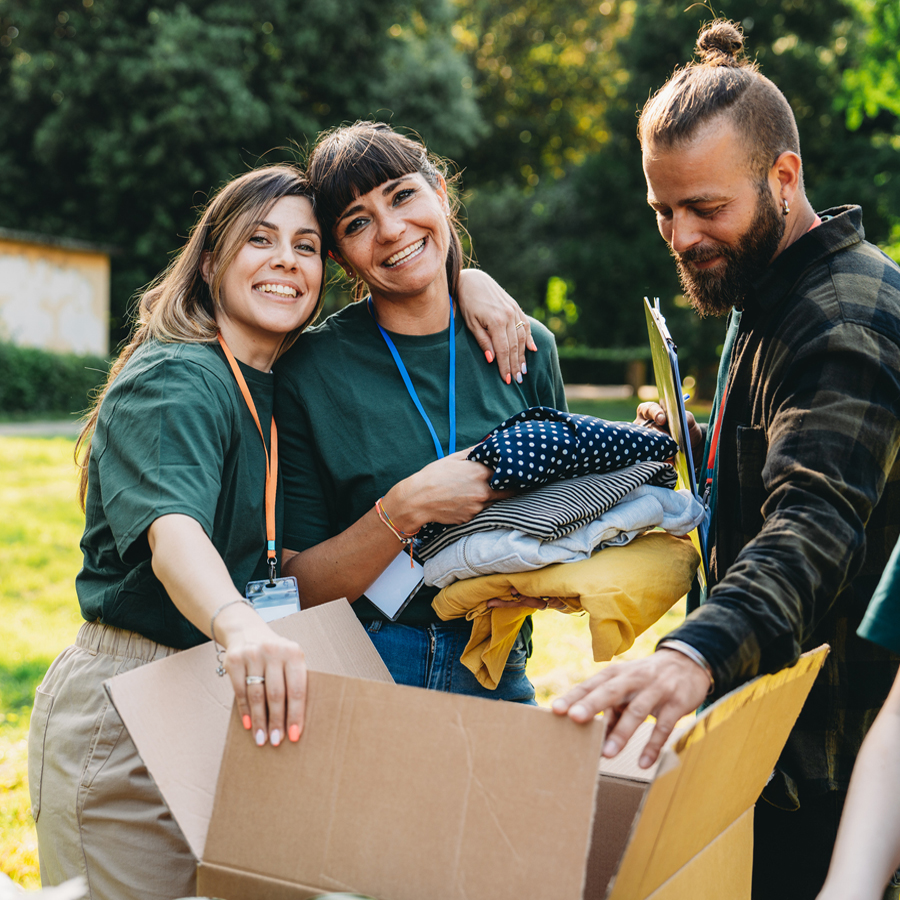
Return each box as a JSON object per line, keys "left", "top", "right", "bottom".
{"left": 0, "top": 420, "right": 81, "bottom": 437}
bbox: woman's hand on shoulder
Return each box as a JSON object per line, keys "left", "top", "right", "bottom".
{"left": 385, "top": 448, "right": 513, "bottom": 532}
{"left": 457, "top": 269, "right": 537, "bottom": 386}
{"left": 215, "top": 601, "right": 307, "bottom": 748}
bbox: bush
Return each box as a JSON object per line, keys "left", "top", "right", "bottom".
{"left": 556, "top": 344, "right": 650, "bottom": 387}
{"left": 0, "top": 342, "right": 109, "bottom": 418}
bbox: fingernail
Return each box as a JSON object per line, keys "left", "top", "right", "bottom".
{"left": 505, "top": 373, "right": 511, "bottom": 385}
{"left": 521, "top": 362, "right": 527, "bottom": 375}
{"left": 288, "top": 724, "right": 301, "bottom": 742}
{"left": 571, "top": 703, "right": 588, "bottom": 720}
{"left": 485, "top": 350, "right": 494, "bottom": 364}
{"left": 242, "top": 714, "right": 252, "bottom": 730}
{"left": 603, "top": 738, "right": 619, "bottom": 756}
{"left": 516, "top": 372, "right": 523, "bottom": 384}
{"left": 270, "top": 729, "right": 282, "bottom": 747}
{"left": 639, "top": 753, "right": 652, "bottom": 768}
{"left": 551, "top": 699, "right": 567, "bottom": 712}
{"left": 255, "top": 729, "right": 267, "bottom": 747}
{"left": 529, "top": 340, "right": 538, "bottom": 351}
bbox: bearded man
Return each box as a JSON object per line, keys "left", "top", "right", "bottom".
{"left": 553, "top": 20, "right": 900, "bottom": 899}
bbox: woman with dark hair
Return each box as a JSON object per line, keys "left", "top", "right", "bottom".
{"left": 30, "top": 165, "right": 321, "bottom": 899}
{"left": 278, "top": 122, "right": 567, "bottom": 702}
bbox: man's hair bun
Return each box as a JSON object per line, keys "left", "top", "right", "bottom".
{"left": 696, "top": 20, "right": 746, "bottom": 67}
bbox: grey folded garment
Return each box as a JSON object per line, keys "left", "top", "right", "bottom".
{"left": 415, "top": 460, "right": 677, "bottom": 560}
{"left": 423, "top": 484, "right": 705, "bottom": 587}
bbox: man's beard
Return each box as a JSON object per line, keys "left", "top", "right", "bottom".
{"left": 673, "top": 187, "right": 785, "bottom": 317}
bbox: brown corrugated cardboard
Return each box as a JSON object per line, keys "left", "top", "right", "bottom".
{"left": 105, "top": 599, "right": 392, "bottom": 859}
{"left": 107, "top": 605, "right": 828, "bottom": 900}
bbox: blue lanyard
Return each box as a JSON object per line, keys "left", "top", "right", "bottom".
{"left": 367, "top": 295, "right": 456, "bottom": 459}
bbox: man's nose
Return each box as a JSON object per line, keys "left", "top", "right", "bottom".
{"left": 668, "top": 212, "right": 704, "bottom": 254}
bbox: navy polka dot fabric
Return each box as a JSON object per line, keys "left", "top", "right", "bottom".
{"left": 468, "top": 406, "right": 678, "bottom": 490}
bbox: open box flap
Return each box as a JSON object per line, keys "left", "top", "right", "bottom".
{"left": 205, "top": 671, "right": 607, "bottom": 900}
{"left": 606, "top": 645, "right": 829, "bottom": 900}
{"left": 105, "top": 599, "right": 392, "bottom": 860}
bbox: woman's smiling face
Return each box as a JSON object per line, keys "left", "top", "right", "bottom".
{"left": 332, "top": 173, "right": 452, "bottom": 304}
{"left": 207, "top": 194, "right": 323, "bottom": 368}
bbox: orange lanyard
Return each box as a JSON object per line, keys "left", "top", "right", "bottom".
{"left": 216, "top": 333, "right": 278, "bottom": 580}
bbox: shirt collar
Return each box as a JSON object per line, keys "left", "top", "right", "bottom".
{"left": 748, "top": 205, "right": 864, "bottom": 315}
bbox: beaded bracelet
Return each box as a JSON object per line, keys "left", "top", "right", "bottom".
{"left": 375, "top": 497, "right": 420, "bottom": 566}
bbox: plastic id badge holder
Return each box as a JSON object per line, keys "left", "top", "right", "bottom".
{"left": 363, "top": 551, "right": 424, "bottom": 621}
{"left": 246, "top": 576, "right": 301, "bottom": 623}
{"left": 644, "top": 296, "right": 710, "bottom": 589}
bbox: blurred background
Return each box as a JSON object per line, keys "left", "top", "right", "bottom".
{"left": 1, "top": 0, "right": 898, "bottom": 415}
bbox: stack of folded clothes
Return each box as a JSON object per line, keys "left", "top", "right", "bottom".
{"left": 415, "top": 407, "right": 704, "bottom": 689}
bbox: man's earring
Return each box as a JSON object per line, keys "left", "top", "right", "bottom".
{"left": 782, "top": 198, "right": 790, "bottom": 216}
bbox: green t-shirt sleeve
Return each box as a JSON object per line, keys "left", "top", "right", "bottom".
{"left": 858, "top": 537, "right": 900, "bottom": 654}
{"left": 93, "top": 357, "right": 233, "bottom": 564}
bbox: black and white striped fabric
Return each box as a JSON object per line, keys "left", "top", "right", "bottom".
{"left": 468, "top": 406, "right": 678, "bottom": 490}
{"left": 416, "top": 460, "right": 677, "bottom": 560}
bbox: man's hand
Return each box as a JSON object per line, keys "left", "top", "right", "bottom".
{"left": 635, "top": 401, "right": 704, "bottom": 464}
{"left": 551, "top": 649, "right": 711, "bottom": 768}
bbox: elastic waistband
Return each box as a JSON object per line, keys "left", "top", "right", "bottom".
{"left": 76, "top": 621, "right": 181, "bottom": 664}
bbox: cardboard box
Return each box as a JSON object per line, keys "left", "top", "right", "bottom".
{"left": 107, "top": 601, "right": 828, "bottom": 900}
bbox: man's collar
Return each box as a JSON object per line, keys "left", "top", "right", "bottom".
{"left": 750, "top": 205, "right": 864, "bottom": 314}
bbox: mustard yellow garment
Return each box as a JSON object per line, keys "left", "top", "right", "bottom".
{"left": 432, "top": 531, "right": 700, "bottom": 689}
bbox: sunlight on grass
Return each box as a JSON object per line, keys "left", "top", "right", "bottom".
{"left": 0, "top": 436, "right": 84, "bottom": 888}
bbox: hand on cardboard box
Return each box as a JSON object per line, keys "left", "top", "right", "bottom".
{"left": 551, "top": 648, "right": 711, "bottom": 768}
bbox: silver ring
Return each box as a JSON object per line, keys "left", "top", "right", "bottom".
{"left": 245, "top": 675, "right": 266, "bottom": 685}
{"left": 515, "top": 321, "right": 526, "bottom": 330}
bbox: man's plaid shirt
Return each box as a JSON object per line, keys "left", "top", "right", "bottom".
{"left": 670, "top": 206, "right": 900, "bottom": 804}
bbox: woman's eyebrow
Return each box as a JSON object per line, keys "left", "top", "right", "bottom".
{"left": 255, "top": 221, "right": 321, "bottom": 237}
{"left": 337, "top": 178, "right": 411, "bottom": 225}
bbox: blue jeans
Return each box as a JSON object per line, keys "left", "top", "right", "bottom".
{"left": 364, "top": 619, "right": 537, "bottom": 705}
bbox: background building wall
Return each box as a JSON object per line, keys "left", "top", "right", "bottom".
{"left": 0, "top": 232, "right": 110, "bottom": 357}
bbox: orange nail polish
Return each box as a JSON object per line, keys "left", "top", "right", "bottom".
{"left": 485, "top": 350, "right": 494, "bottom": 364}
{"left": 288, "top": 724, "right": 301, "bottom": 742}
{"left": 242, "top": 714, "right": 252, "bottom": 730}
{"left": 505, "top": 373, "right": 511, "bottom": 385}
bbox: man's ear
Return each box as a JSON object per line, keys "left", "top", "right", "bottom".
{"left": 770, "top": 150, "right": 802, "bottom": 209}
{"left": 200, "top": 251, "right": 213, "bottom": 285}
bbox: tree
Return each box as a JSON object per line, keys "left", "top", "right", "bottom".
{"left": 451, "top": 0, "right": 630, "bottom": 188}
{"left": 0, "top": 0, "right": 482, "bottom": 342}
{"left": 464, "top": 0, "right": 900, "bottom": 395}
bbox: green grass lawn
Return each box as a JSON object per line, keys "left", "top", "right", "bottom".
{"left": 0, "top": 398, "right": 702, "bottom": 887}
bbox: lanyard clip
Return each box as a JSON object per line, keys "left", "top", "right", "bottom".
{"left": 267, "top": 557, "right": 277, "bottom": 586}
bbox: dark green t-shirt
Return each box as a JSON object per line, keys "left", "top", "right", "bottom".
{"left": 77, "top": 340, "right": 281, "bottom": 649}
{"left": 858, "top": 536, "right": 900, "bottom": 655}
{"left": 275, "top": 300, "right": 567, "bottom": 626}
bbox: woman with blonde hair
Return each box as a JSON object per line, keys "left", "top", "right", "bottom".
{"left": 29, "top": 164, "right": 320, "bottom": 899}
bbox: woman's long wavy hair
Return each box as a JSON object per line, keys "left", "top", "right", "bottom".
{"left": 306, "top": 121, "right": 470, "bottom": 300}
{"left": 76, "top": 165, "right": 321, "bottom": 507}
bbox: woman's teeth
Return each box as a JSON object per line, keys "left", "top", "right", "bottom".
{"left": 384, "top": 239, "right": 425, "bottom": 267}
{"left": 256, "top": 284, "right": 297, "bottom": 297}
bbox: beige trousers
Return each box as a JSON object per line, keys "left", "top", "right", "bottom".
{"left": 29, "top": 622, "right": 196, "bottom": 900}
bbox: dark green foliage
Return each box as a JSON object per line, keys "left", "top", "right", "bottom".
{"left": 465, "top": 0, "right": 900, "bottom": 396}
{"left": 0, "top": 0, "right": 481, "bottom": 343}
{"left": 0, "top": 341, "right": 108, "bottom": 416}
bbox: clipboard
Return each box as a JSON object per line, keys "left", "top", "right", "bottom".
{"left": 644, "top": 296, "right": 709, "bottom": 589}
